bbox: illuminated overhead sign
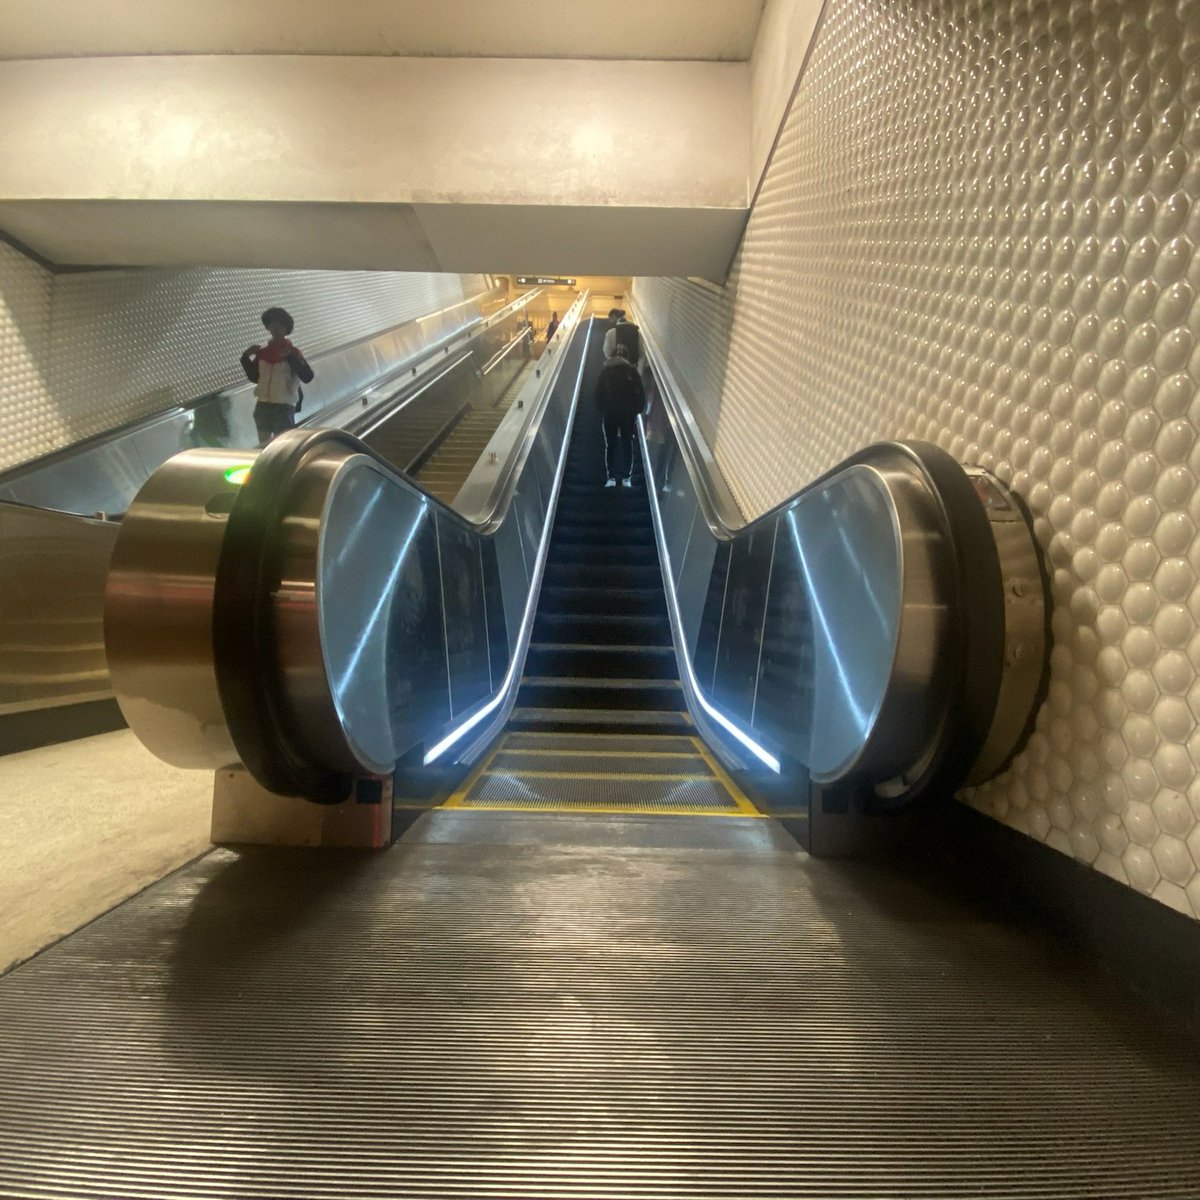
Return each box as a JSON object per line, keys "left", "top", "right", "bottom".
{"left": 516, "top": 276, "right": 577, "bottom": 287}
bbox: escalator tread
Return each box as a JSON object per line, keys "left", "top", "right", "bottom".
{"left": 510, "top": 360, "right": 685, "bottom": 739}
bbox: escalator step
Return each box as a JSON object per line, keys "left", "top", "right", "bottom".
{"left": 526, "top": 643, "right": 676, "bottom": 678}
{"left": 559, "top": 482, "right": 645, "bottom": 497}
{"left": 490, "top": 747, "right": 711, "bottom": 777}
{"left": 550, "top": 527, "right": 654, "bottom": 545}
{"left": 551, "top": 542, "right": 659, "bottom": 565}
{"left": 538, "top": 587, "right": 665, "bottom": 616}
{"left": 508, "top": 707, "right": 693, "bottom": 735}
{"left": 534, "top": 613, "right": 671, "bottom": 644}
{"left": 552, "top": 530, "right": 657, "bottom": 549}
{"left": 503, "top": 731, "right": 700, "bottom": 754}
{"left": 544, "top": 563, "right": 662, "bottom": 588}
{"left": 517, "top": 677, "right": 685, "bottom": 712}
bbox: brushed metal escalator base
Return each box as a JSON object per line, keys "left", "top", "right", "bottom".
{"left": 0, "top": 810, "right": 1197, "bottom": 1199}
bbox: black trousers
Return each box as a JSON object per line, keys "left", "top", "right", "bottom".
{"left": 602, "top": 412, "right": 636, "bottom": 481}
{"left": 253, "top": 402, "right": 296, "bottom": 444}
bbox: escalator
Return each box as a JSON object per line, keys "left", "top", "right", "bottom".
{"left": 414, "top": 405, "right": 510, "bottom": 504}
{"left": 4, "top": 316, "right": 1200, "bottom": 1198}
{"left": 453, "top": 363, "right": 753, "bottom": 818}
{"left": 99, "top": 308, "right": 1048, "bottom": 815}
{"left": 0, "top": 284, "right": 540, "bottom": 752}
{"left": 513, "top": 393, "right": 687, "bottom": 738}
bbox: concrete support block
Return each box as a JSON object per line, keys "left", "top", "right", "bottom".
{"left": 211, "top": 766, "right": 392, "bottom": 849}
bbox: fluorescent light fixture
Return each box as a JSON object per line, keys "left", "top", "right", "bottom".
{"left": 638, "top": 418, "right": 781, "bottom": 775}
{"left": 423, "top": 315, "right": 593, "bottom": 765}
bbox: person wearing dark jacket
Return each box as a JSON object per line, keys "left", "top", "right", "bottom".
{"left": 603, "top": 310, "right": 642, "bottom": 370}
{"left": 594, "top": 342, "right": 646, "bottom": 487}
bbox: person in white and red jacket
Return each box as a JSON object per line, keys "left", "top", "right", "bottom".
{"left": 239, "top": 307, "right": 314, "bottom": 444}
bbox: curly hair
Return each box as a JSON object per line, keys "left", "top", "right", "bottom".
{"left": 261, "top": 307, "right": 294, "bottom": 335}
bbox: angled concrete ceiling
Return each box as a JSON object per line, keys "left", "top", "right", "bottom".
{"left": 0, "top": 0, "right": 767, "bottom": 61}
{"left": 0, "top": 54, "right": 750, "bottom": 277}
{"left": 0, "top": 0, "right": 825, "bottom": 277}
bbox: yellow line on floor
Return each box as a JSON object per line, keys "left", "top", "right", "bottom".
{"left": 691, "top": 738, "right": 762, "bottom": 817}
{"left": 454, "top": 802, "right": 764, "bottom": 818}
{"left": 441, "top": 742, "right": 503, "bottom": 810}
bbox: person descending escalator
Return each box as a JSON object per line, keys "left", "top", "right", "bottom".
{"left": 595, "top": 340, "right": 646, "bottom": 489}
{"left": 240, "top": 306, "right": 315, "bottom": 445}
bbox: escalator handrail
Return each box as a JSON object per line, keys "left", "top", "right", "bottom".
{"left": 314, "top": 288, "right": 542, "bottom": 432}
{"left": 213, "top": 428, "right": 360, "bottom": 799}
{"left": 456, "top": 292, "right": 591, "bottom": 531}
{"left": 220, "top": 307, "right": 589, "bottom": 544}
{"left": 628, "top": 300, "right": 974, "bottom": 548}
{"left": 630, "top": 311, "right": 1022, "bottom": 797}
{"left": 424, "top": 316, "right": 596, "bottom": 765}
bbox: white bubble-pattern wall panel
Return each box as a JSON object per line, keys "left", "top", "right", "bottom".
{"left": 0, "top": 261, "right": 488, "bottom": 472}
{"left": 634, "top": 0, "right": 1200, "bottom": 915}
{"left": 0, "top": 243, "right": 54, "bottom": 468}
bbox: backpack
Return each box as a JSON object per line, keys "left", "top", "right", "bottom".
{"left": 614, "top": 321, "right": 641, "bottom": 362}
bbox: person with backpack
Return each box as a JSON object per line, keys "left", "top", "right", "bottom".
{"left": 603, "top": 309, "right": 643, "bottom": 370}
{"left": 594, "top": 340, "right": 647, "bottom": 488}
{"left": 240, "top": 306, "right": 314, "bottom": 445}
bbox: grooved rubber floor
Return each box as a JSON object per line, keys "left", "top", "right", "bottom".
{"left": 1, "top": 811, "right": 1198, "bottom": 1198}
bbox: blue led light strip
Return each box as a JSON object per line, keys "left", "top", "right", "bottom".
{"left": 423, "top": 318, "right": 593, "bottom": 765}
{"left": 636, "top": 417, "right": 781, "bottom": 775}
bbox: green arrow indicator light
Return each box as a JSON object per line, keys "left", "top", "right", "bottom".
{"left": 224, "top": 465, "right": 253, "bottom": 486}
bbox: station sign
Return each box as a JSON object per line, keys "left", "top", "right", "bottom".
{"left": 516, "top": 276, "right": 577, "bottom": 287}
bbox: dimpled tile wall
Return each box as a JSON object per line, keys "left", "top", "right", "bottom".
{"left": 0, "top": 257, "right": 488, "bottom": 471}
{"left": 0, "top": 243, "right": 54, "bottom": 472}
{"left": 634, "top": 0, "right": 1200, "bottom": 915}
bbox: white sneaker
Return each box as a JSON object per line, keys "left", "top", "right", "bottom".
{"left": 604, "top": 478, "right": 617, "bottom": 488}
{"left": 621, "top": 478, "right": 633, "bottom": 488}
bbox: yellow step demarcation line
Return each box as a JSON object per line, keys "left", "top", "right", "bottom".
{"left": 494, "top": 747, "right": 703, "bottom": 759}
{"left": 450, "top": 802, "right": 744, "bottom": 817}
{"left": 690, "top": 737, "right": 761, "bottom": 817}
{"left": 441, "top": 735, "right": 763, "bottom": 818}
{"left": 482, "top": 769, "right": 715, "bottom": 783}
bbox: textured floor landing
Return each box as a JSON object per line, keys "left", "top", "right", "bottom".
{"left": 0, "top": 809, "right": 1197, "bottom": 1198}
